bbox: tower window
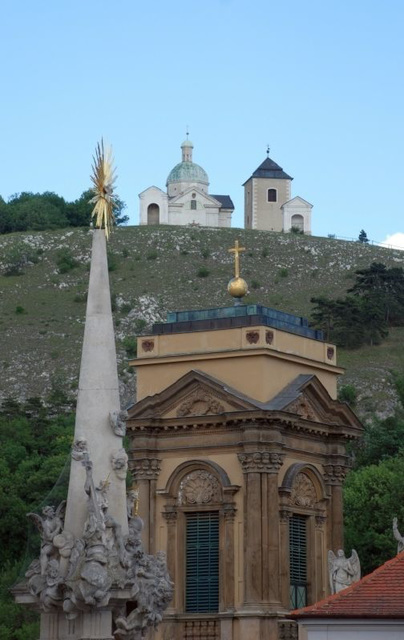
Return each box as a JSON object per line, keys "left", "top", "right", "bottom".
{"left": 191, "top": 199, "right": 197, "bottom": 210}
{"left": 267, "top": 188, "right": 277, "bottom": 202}
{"left": 289, "top": 514, "right": 307, "bottom": 609}
{"left": 185, "top": 511, "right": 219, "bottom": 613}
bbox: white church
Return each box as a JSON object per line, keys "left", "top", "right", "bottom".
{"left": 139, "top": 138, "right": 234, "bottom": 227}
{"left": 139, "top": 139, "right": 312, "bottom": 233}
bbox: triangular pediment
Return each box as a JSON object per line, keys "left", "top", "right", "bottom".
{"left": 271, "top": 375, "right": 362, "bottom": 428}
{"left": 128, "top": 370, "right": 256, "bottom": 420}
{"left": 169, "top": 186, "right": 221, "bottom": 207}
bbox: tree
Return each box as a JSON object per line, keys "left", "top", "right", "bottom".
{"left": 344, "top": 456, "right": 404, "bottom": 575}
{"left": 349, "top": 262, "right": 404, "bottom": 326}
{"left": 358, "top": 229, "right": 369, "bottom": 243}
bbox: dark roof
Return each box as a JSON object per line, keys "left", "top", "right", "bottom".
{"left": 211, "top": 194, "right": 234, "bottom": 209}
{"left": 243, "top": 157, "right": 293, "bottom": 184}
{"left": 291, "top": 551, "right": 404, "bottom": 619}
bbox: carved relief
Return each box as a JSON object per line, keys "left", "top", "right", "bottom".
{"left": 177, "top": 470, "right": 222, "bottom": 506}
{"left": 266, "top": 330, "right": 274, "bottom": 345}
{"left": 278, "top": 620, "right": 298, "bottom": 640}
{"left": 141, "top": 340, "right": 154, "bottom": 353}
{"left": 238, "top": 451, "right": 285, "bottom": 473}
{"left": 323, "top": 464, "right": 349, "bottom": 485}
{"left": 176, "top": 390, "right": 224, "bottom": 417}
{"left": 185, "top": 620, "right": 219, "bottom": 640}
{"left": 327, "top": 347, "right": 335, "bottom": 360}
{"left": 287, "top": 397, "right": 317, "bottom": 421}
{"left": 290, "top": 472, "right": 317, "bottom": 508}
{"left": 111, "top": 448, "right": 128, "bottom": 481}
{"left": 131, "top": 458, "right": 161, "bottom": 480}
{"left": 246, "top": 331, "right": 260, "bottom": 344}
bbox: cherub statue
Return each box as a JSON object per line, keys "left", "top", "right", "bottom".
{"left": 27, "top": 502, "right": 66, "bottom": 574}
{"left": 393, "top": 517, "right": 404, "bottom": 554}
{"left": 109, "top": 410, "right": 128, "bottom": 437}
{"left": 328, "top": 549, "right": 361, "bottom": 594}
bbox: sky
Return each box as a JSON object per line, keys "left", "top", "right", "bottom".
{"left": 1, "top": 0, "right": 403, "bottom": 247}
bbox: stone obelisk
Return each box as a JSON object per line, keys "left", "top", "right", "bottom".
{"left": 64, "top": 227, "right": 128, "bottom": 538}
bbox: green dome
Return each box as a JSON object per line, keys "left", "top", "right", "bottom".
{"left": 166, "top": 161, "right": 209, "bottom": 186}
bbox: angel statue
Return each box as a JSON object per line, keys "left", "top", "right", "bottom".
{"left": 27, "top": 502, "right": 66, "bottom": 575}
{"left": 393, "top": 517, "right": 404, "bottom": 554}
{"left": 328, "top": 549, "right": 361, "bottom": 594}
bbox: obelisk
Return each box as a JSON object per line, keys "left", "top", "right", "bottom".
{"left": 64, "top": 227, "right": 128, "bottom": 538}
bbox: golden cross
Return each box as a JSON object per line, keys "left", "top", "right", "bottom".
{"left": 228, "top": 240, "right": 245, "bottom": 278}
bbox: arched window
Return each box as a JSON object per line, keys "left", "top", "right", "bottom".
{"left": 147, "top": 203, "right": 160, "bottom": 225}
{"left": 279, "top": 463, "right": 327, "bottom": 610}
{"left": 161, "top": 460, "right": 239, "bottom": 616}
{"left": 267, "top": 188, "right": 277, "bottom": 202}
{"left": 291, "top": 214, "right": 304, "bottom": 232}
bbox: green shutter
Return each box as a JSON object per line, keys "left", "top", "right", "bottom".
{"left": 289, "top": 514, "right": 307, "bottom": 609}
{"left": 185, "top": 511, "right": 219, "bottom": 613}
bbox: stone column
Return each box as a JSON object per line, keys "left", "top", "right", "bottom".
{"left": 238, "top": 451, "right": 284, "bottom": 609}
{"left": 315, "top": 515, "right": 327, "bottom": 602}
{"left": 220, "top": 504, "right": 237, "bottom": 612}
{"left": 130, "top": 457, "right": 161, "bottom": 554}
{"left": 162, "top": 508, "right": 178, "bottom": 611}
{"left": 279, "top": 509, "right": 292, "bottom": 609}
{"left": 323, "top": 463, "right": 348, "bottom": 552}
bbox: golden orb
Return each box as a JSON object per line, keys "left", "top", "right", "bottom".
{"left": 228, "top": 276, "right": 248, "bottom": 299}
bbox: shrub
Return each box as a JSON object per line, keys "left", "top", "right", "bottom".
{"left": 73, "top": 292, "right": 87, "bottom": 303}
{"left": 338, "top": 384, "right": 357, "bottom": 407}
{"left": 278, "top": 268, "right": 288, "bottom": 278}
{"left": 3, "top": 244, "right": 38, "bottom": 276}
{"left": 261, "top": 247, "right": 269, "bottom": 258}
{"left": 201, "top": 247, "right": 210, "bottom": 259}
{"left": 146, "top": 250, "right": 158, "bottom": 260}
{"left": 107, "top": 251, "right": 119, "bottom": 272}
{"left": 251, "top": 280, "right": 261, "bottom": 290}
{"left": 122, "top": 336, "right": 137, "bottom": 358}
{"left": 56, "top": 248, "right": 78, "bottom": 273}
{"left": 15, "top": 306, "right": 25, "bottom": 315}
{"left": 197, "top": 266, "right": 210, "bottom": 278}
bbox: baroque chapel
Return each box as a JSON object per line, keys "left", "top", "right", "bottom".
{"left": 139, "top": 138, "right": 234, "bottom": 228}
{"left": 125, "top": 249, "right": 362, "bottom": 640}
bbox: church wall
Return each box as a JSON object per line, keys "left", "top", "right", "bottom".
{"left": 139, "top": 187, "right": 169, "bottom": 225}
{"left": 252, "top": 177, "right": 291, "bottom": 231}
{"left": 244, "top": 178, "right": 253, "bottom": 228}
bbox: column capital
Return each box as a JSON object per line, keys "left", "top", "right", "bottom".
{"left": 162, "top": 507, "right": 178, "bottom": 523}
{"left": 221, "top": 504, "right": 237, "bottom": 521}
{"left": 130, "top": 457, "right": 161, "bottom": 480}
{"left": 315, "top": 514, "right": 327, "bottom": 529}
{"left": 238, "top": 451, "right": 285, "bottom": 474}
{"left": 323, "top": 463, "right": 349, "bottom": 485}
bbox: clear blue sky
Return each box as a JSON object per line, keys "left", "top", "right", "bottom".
{"left": 1, "top": 0, "right": 403, "bottom": 245}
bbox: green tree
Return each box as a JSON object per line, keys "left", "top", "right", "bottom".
{"left": 358, "top": 229, "right": 369, "bottom": 243}
{"left": 344, "top": 456, "right": 404, "bottom": 575}
{"left": 349, "top": 262, "right": 404, "bottom": 326}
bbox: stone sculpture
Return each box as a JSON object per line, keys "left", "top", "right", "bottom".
{"left": 393, "top": 517, "right": 404, "bottom": 553}
{"left": 111, "top": 448, "right": 129, "bottom": 480}
{"left": 328, "top": 549, "right": 361, "bottom": 594}
{"left": 23, "top": 447, "right": 173, "bottom": 632}
{"left": 110, "top": 409, "right": 129, "bottom": 436}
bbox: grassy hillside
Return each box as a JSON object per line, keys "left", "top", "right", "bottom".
{"left": 1, "top": 225, "right": 403, "bottom": 418}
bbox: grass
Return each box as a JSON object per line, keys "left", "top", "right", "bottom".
{"left": 0, "top": 225, "right": 403, "bottom": 414}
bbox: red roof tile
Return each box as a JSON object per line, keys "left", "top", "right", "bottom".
{"left": 291, "top": 551, "right": 404, "bottom": 619}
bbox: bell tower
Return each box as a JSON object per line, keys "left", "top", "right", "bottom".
{"left": 243, "top": 150, "right": 293, "bottom": 231}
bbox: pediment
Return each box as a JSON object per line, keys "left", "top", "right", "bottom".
{"left": 278, "top": 376, "right": 362, "bottom": 428}
{"left": 127, "top": 370, "right": 256, "bottom": 420}
{"left": 169, "top": 187, "right": 221, "bottom": 207}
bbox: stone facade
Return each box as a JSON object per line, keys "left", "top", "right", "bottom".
{"left": 126, "top": 306, "right": 362, "bottom": 640}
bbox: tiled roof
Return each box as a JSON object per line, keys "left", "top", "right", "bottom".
{"left": 243, "top": 157, "right": 293, "bottom": 184}
{"left": 291, "top": 551, "right": 404, "bottom": 619}
{"left": 211, "top": 194, "right": 234, "bottom": 209}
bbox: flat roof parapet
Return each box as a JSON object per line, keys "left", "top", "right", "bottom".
{"left": 152, "top": 305, "right": 324, "bottom": 341}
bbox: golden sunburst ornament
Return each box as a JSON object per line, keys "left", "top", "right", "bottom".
{"left": 89, "top": 139, "right": 117, "bottom": 239}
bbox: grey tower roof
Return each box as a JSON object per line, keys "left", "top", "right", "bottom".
{"left": 243, "top": 157, "right": 293, "bottom": 184}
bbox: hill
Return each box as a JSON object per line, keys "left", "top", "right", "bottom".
{"left": 1, "top": 225, "right": 404, "bottom": 419}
